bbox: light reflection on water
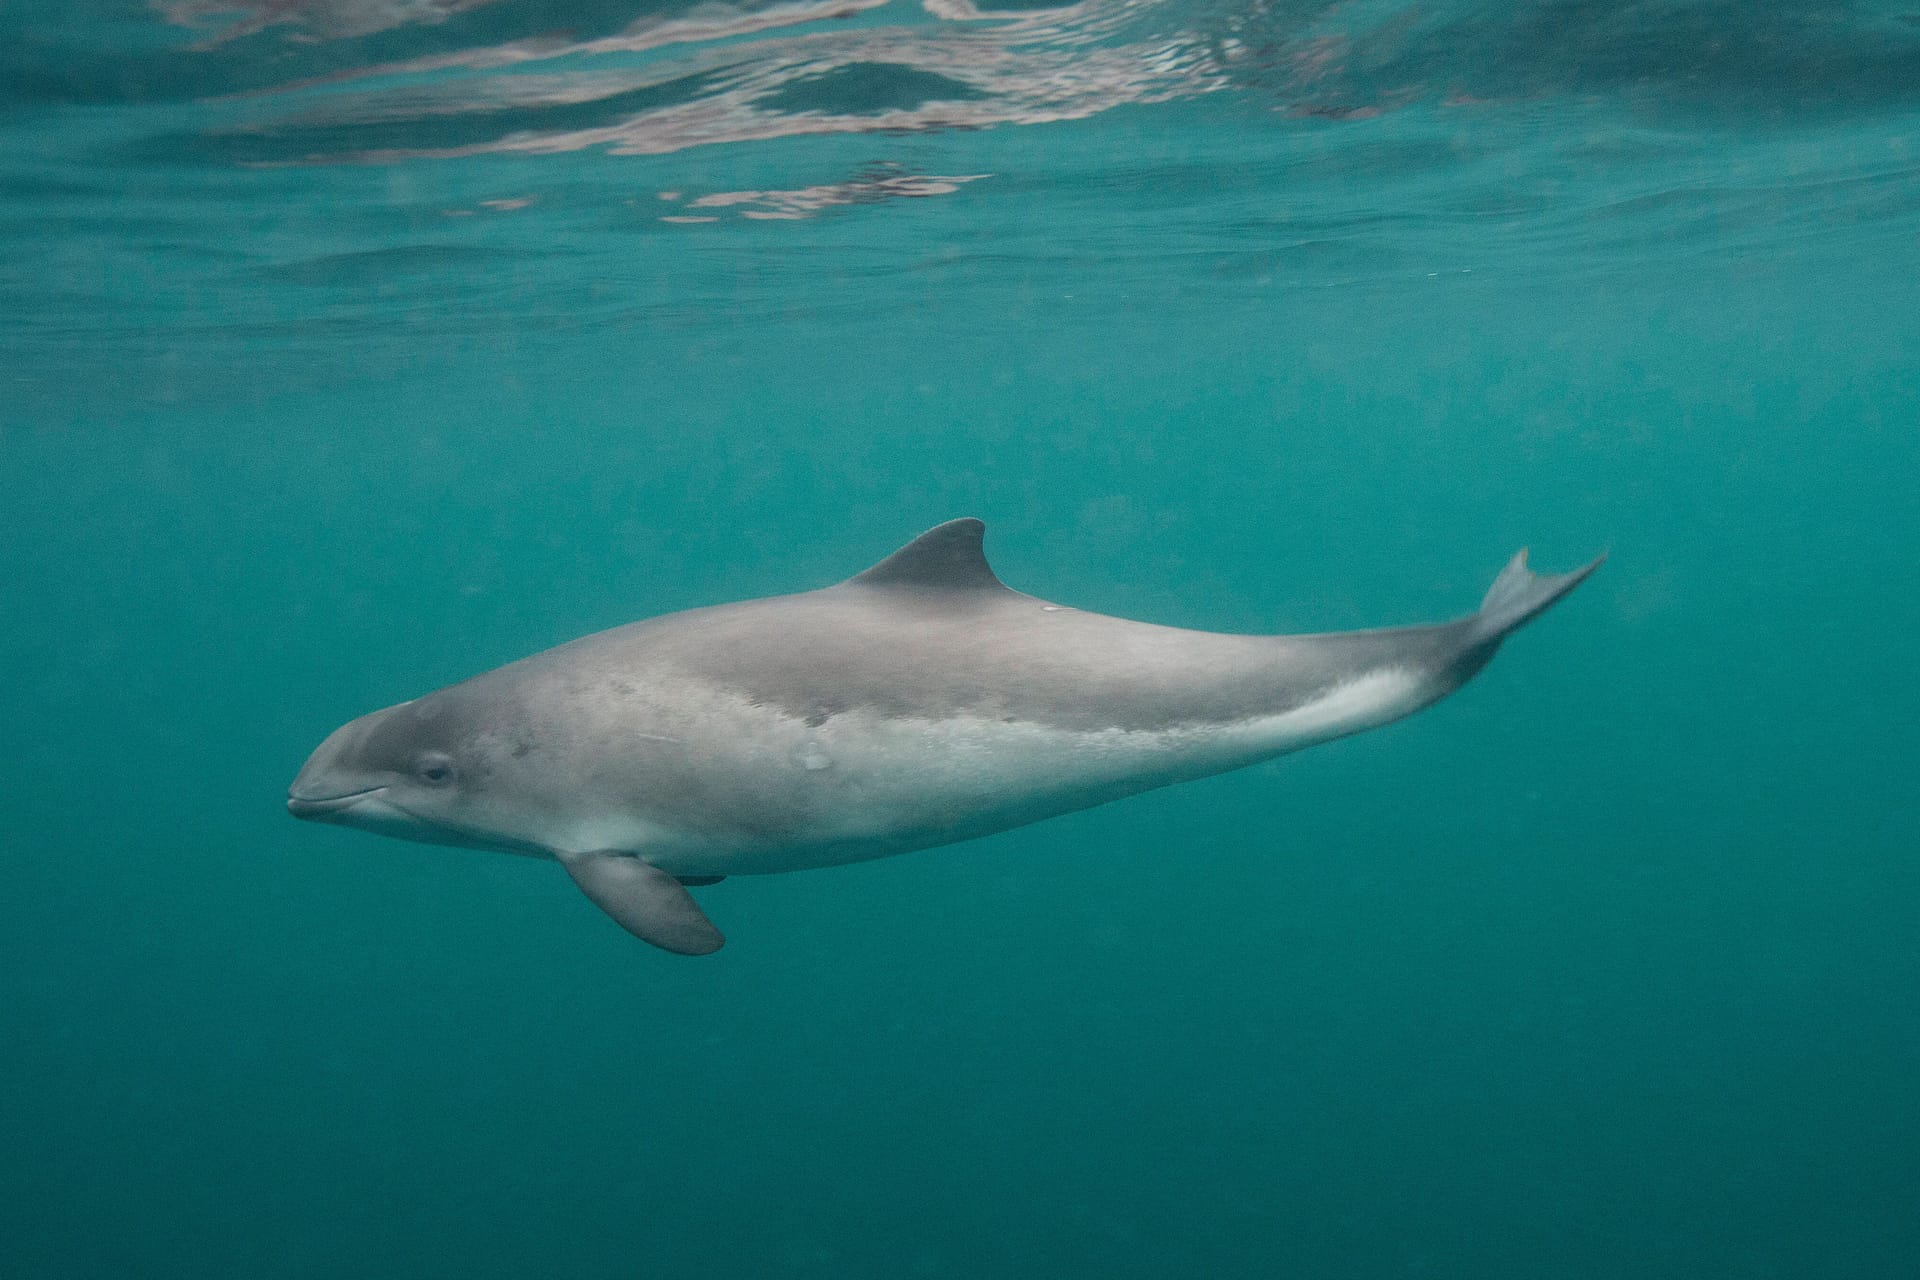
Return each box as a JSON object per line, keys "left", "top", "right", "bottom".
{"left": 2, "top": 0, "right": 1917, "bottom": 401}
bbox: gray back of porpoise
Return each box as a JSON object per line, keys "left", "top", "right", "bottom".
{"left": 289, "top": 518, "right": 1603, "bottom": 955}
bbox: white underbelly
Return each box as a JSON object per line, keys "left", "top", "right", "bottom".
{"left": 572, "top": 665, "right": 1431, "bottom": 876}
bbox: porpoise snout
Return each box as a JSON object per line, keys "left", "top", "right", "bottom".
{"left": 287, "top": 713, "right": 385, "bottom": 820}
{"left": 287, "top": 785, "right": 388, "bottom": 819}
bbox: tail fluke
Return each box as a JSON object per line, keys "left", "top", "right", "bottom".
{"left": 1470, "top": 548, "right": 1606, "bottom": 645}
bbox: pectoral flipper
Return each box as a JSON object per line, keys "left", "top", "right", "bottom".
{"left": 558, "top": 850, "right": 726, "bottom": 955}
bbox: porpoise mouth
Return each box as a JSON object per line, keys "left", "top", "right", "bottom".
{"left": 286, "top": 786, "right": 388, "bottom": 818}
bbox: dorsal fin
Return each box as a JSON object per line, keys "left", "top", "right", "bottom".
{"left": 847, "top": 518, "right": 1007, "bottom": 593}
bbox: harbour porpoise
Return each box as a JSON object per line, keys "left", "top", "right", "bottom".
{"left": 289, "top": 519, "right": 1601, "bottom": 954}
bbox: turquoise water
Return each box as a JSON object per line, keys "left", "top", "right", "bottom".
{"left": 5, "top": 2, "right": 1920, "bottom": 1276}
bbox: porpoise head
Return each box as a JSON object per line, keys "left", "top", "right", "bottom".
{"left": 287, "top": 684, "right": 554, "bottom": 857}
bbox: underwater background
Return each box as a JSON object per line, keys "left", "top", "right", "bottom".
{"left": 4, "top": 1, "right": 1919, "bottom": 1276}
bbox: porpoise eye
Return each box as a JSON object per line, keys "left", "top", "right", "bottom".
{"left": 416, "top": 753, "right": 457, "bottom": 786}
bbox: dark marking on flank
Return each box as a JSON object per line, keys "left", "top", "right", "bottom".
{"left": 803, "top": 697, "right": 849, "bottom": 728}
